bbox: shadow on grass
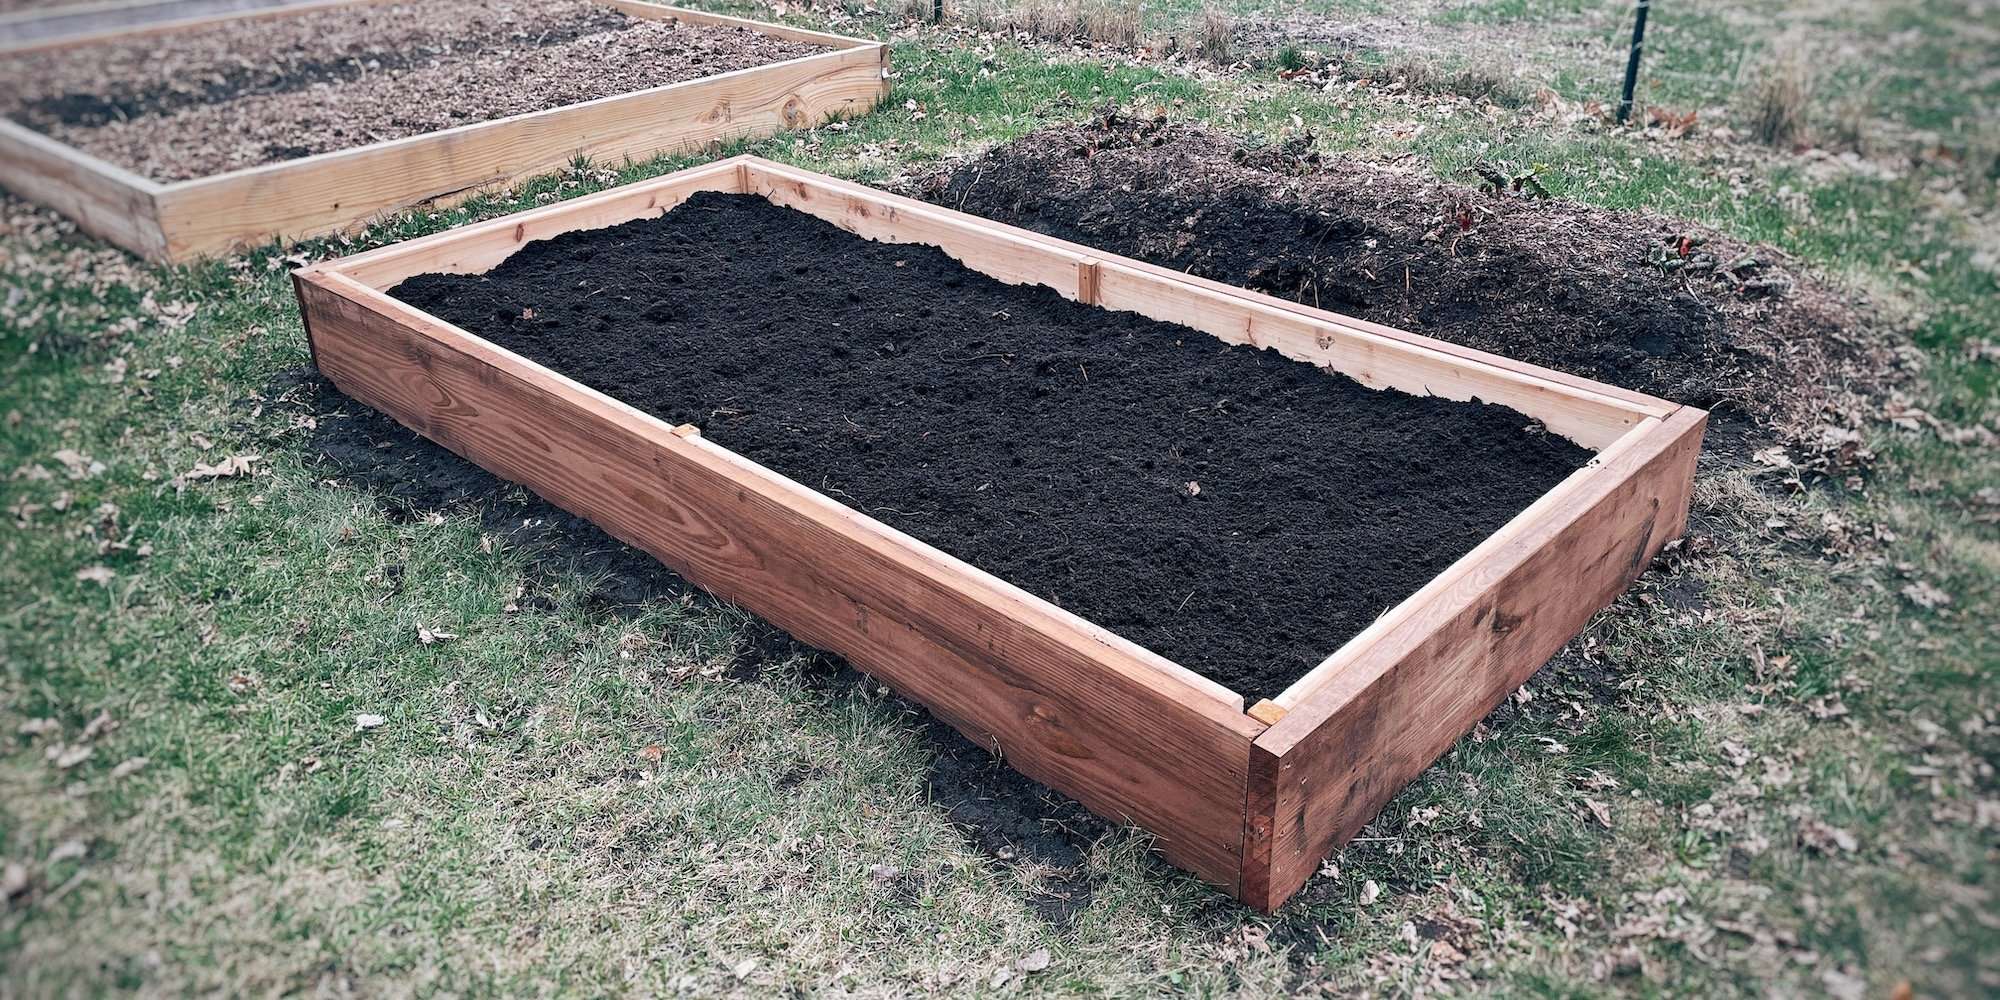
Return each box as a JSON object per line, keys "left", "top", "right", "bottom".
{"left": 262, "top": 367, "right": 1107, "bottom": 926}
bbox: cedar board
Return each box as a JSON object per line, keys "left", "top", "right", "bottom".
{"left": 293, "top": 155, "right": 1708, "bottom": 911}
{"left": 0, "top": 0, "right": 888, "bottom": 261}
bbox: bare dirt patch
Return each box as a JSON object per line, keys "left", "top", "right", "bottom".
{"left": 917, "top": 113, "right": 1900, "bottom": 454}
{"left": 0, "top": 0, "right": 825, "bottom": 180}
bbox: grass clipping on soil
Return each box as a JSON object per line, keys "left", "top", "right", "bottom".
{"left": 0, "top": 0, "right": 826, "bottom": 181}
{"left": 384, "top": 192, "right": 1591, "bottom": 699}
{"left": 918, "top": 113, "right": 1901, "bottom": 455}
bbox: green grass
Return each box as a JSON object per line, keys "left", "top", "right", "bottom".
{"left": 3, "top": 0, "right": 1997, "bottom": 995}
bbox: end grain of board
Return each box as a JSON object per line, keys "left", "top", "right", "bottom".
{"left": 293, "top": 156, "right": 1706, "bottom": 911}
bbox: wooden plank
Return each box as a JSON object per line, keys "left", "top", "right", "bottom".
{"left": 1241, "top": 407, "right": 1705, "bottom": 911}
{"left": 0, "top": 120, "right": 164, "bottom": 257}
{"left": 334, "top": 156, "right": 747, "bottom": 288}
{"left": 747, "top": 160, "right": 1093, "bottom": 295}
{"left": 0, "top": 0, "right": 376, "bottom": 52}
{"left": 744, "top": 159, "right": 1655, "bottom": 449}
{"left": 601, "top": 0, "right": 877, "bottom": 50}
{"left": 743, "top": 159, "right": 1675, "bottom": 418}
{"left": 151, "top": 45, "right": 885, "bottom": 260}
{"left": 296, "top": 270, "right": 1264, "bottom": 891}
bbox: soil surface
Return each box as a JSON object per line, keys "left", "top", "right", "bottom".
{"left": 388, "top": 192, "right": 1591, "bottom": 699}
{"left": 918, "top": 113, "right": 1896, "bottom": 451}
{"left": 0, "top": 0, "right": 824, "bottom": 181}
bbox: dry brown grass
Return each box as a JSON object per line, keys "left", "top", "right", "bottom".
{"left": 1745, "top": 49, "right": 1815, "bottom": 146}
{"left": 962, "top": 0, "right": 1142, "bottom": 48}
{"left": 1196, "top": 5, "right": 1234, "bottom": 64}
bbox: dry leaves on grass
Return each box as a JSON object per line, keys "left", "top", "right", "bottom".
{"left": 174, "top": 454, "right": 260, "bottom": 486}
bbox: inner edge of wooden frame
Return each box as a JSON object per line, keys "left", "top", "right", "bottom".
{"left": 316, "top": 153, "right": 1683, "bottom": 723}
{"left": 306, "top": 264, "right": 1253, "bottom": 722}
{"left": 1269, "top": 414, "right": 1669, "bottom": 710}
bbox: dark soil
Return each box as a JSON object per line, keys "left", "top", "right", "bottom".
{"left": 269, "top": 369, "right": 1105, "bottom": 923}
{"left": 387, "top": 192, "right": 1591, "bottom": 699}
{"left": 0, "top": 0, "right": 824, "bottom": 181}
{"left": 917, "top": 112, "right": 1898, "bottom": 452}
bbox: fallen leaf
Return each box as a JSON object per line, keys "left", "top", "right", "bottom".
{"left": 79, "top": 711, "right": 117, "bottom": 742}
{"left": 636, "top": 745, "right": 663, "bottom": 763}
{"left": 731, "top": 958, "right": 758, "bottom": 980}
{"left": 1, "top": 862, "right": 27, "bottom": 900}
{"left": 179, "top": 454, "right": 260, "bottom": 484}
{"left": 1360, "top": 879, "right": 1381, "bottom": 905}
{"left": 1015, "top": 948, "right": 1051, "bottom": 973}
{"left": 1584, "top": 797, "right": 1613, "bottom": 828}
{"left": 1901, "top": 580, "right": 1952, "bottom": 609}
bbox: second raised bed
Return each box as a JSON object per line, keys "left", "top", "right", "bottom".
{"left": 293, "top": 156, "right": 1706, "bottom": 911}
{"left": 0, "top": 0, "right": 886, "bottom": 260}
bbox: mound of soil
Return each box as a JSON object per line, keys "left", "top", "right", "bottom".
{"left": 0, "top": 0, "right": 823, "bottom": 180}
{"left": 917, "top": 112, "right": 1894, "bottom": 450}
{"left": 388, "top": 192, "right": 1591, "bottom": 699}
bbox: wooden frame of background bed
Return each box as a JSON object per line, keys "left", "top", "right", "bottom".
{"left": 292, "top": 154, "right": 1707, "bottom": 912}
{"left": 0, "top": 0, "right": 887, "bottom": 261}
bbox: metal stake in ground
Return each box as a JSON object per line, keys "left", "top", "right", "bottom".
{"left": 1617, "top": 0, "right": 1652, "bottom": 124}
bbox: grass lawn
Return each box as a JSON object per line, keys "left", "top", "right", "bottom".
{"left": 2, "top": 0, "right": 1994, "bottom": 994}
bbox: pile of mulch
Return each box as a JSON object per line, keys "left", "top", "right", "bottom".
{"left": 388, "top": 192, "right": 1592, "bottom": 698}
{"left": 0, "top": 0, "right": 824, "bottom": 180}
{"left": 916, "top": 112, "right": 1902, "bottom": 455}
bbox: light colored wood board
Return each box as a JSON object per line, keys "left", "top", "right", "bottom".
{"left": 746, "top": 160, "right": 1092, "bottom": 294}
{"left": 0, "top": 0, "right": 316, "bottom": 49}
{"left": 600, "top": 0, "right": 871, "bottom": 49}
{"left": 745, "top": 159, "right": 1652, "bottom": 449}
{"left": 742, "top": 159, "right": 1675, "bottom": 418}
{"left": 1274, "top": 415, "right": 1661, "bottom": 709}
{"left": 0, "top": 0, "right": 376, "bottom": 51}
{"left": 298, "top": 271, "right": 1263, "bottom": 890}
{"left": 0, "top": 120, "right": 164, "bottom": 257}
{"left": 333, "top": 157, "right": 747, "bottom": 288}
{"left": 1242, "top": 407, "right": 1705, "bottom": 910}
{"left": 151, "top": 46, "right": 884, "bottom": 260}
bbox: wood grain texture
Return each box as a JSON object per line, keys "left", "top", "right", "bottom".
{"left": 0, "top": 120, "right": 164, "bottom": 256}
{"left": 1241, "top": 407, "right": 1706, "bottom": 911}
{"left": 334, "top": 157, "right": 746, "bottom": 288}
{"left": 297, "top": 270, "right": 1264, "bottom": 891}
{"left": 152, "top": 45, "right": 884, "bottom": 259}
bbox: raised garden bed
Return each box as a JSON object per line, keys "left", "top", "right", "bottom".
{"left": 293, "top": 156, "right": 1707, "bottom": 911}
{"left": 0, "top": 0, "right": 885, "bottom": 260}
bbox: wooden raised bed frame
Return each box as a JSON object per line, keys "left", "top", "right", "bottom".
{"left": 293, "top": 155, "right": 1707, "bottom": 912}
{"left": 0, "top": 0, "right": 886, "bottom": 261}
